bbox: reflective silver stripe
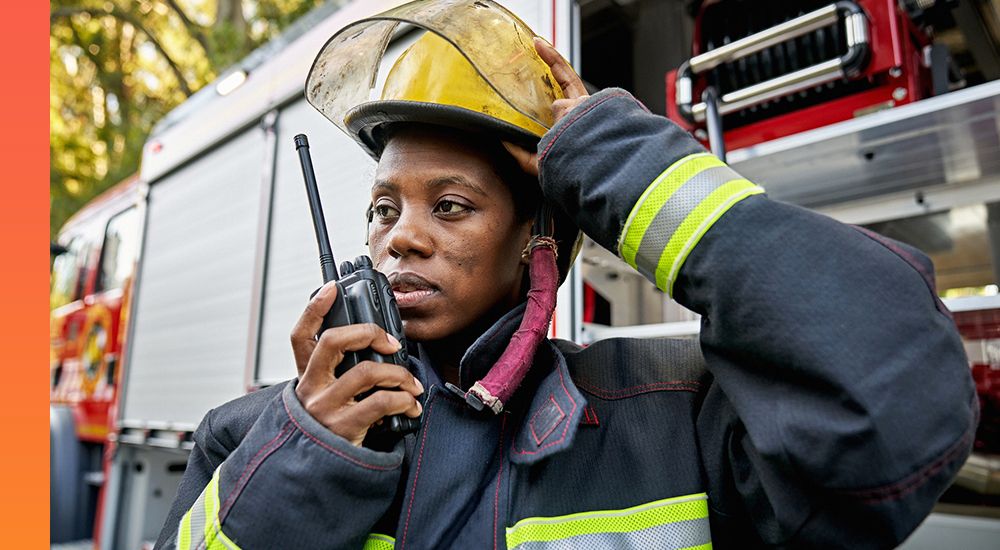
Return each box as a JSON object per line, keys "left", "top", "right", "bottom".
{"left": 189, "top": 488, "right": 210, "bottom": 545}
{"left": 634, "top": 165, "right": 741, "bottom": 278}
{"left": 510, "top": 517, "right": 711, "bottom": 550}
{"left": 177, "top": 468, "right": 244, "bottom": 550}
{"left": 177, "top": 473, "right": 212, "bottom": 549}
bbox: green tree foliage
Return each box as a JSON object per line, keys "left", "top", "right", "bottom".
{"left": 50, "top": 0, "right": 328, "bottom": 235}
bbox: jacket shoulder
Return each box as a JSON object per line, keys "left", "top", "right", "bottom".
{"left": 553, "top": 337, "right": 709, "bottom": 398}
{"left": 196, "top": 380, "right": 290, "bottom": 460}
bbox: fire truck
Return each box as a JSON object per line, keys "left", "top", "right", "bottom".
{"left": 50, "top": 175, "right": 140, "bottom": 543}
{"left": 50, "top": 0, "right": 1000, "bottom": 547}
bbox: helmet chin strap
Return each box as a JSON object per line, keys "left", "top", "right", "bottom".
{"left": 461, "top": 205, "right": 560, "bottom": 414}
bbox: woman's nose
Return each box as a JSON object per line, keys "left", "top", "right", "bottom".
{"left": 385, "top": 209, "right": 433, "bottom": 259}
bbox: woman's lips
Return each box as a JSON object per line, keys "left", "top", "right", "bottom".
{"left": 393, "top": 288, "right": 438, "bottom": 308}
{"left": 388, "top": 272, "right": 439, "bottom": 309}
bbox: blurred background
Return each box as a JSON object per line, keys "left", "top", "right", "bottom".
{"left": 50, "top": 0, "right": 338, "bottom": 236}
{"left": 50, "top": 0, "right": 1000, "bottom": 548}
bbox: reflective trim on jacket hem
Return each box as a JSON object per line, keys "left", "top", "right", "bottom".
{"left": 618, "top": 152, "right": 764, "bottom": 296}
{"left": 176, "top": 468, "right": 242, "bottom": 550}
{"left": 362, "top": 533, "right": 395, "bottom": 549}
{"left": 506, "top": 493, "right": 711, "bottom": 549}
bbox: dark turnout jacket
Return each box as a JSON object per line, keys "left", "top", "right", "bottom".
{"left": 156, "top": 89, "right": 977, "bottom": 550}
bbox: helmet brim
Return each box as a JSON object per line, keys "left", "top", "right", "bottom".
{"left": 346, "top": 100, "right": 541, "bottom": 160}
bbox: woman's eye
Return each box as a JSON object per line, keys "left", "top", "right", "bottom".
{"left": 435, "top": 200, "right": 470, "bottom": 215}
{"left": 373, "top": 203, "right": 399, "bottom": 219}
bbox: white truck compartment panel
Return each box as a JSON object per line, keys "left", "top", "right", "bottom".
{"left": 123, "top": 129, "right": 266, "bottom": 430}
{"left": 256, "top": 99, "right": 373, "bottom": 385}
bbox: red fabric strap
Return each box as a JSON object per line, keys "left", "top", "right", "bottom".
{"left": 470, "top": 244, "right": 559, "bottom": 411}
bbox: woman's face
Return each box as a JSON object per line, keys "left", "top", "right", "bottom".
{"left": 370, "top": 127, "right": 533, "bottom": 343}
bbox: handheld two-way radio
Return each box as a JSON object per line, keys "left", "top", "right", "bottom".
{"left": 294, "top": 134, "right": 419, "bottom": 435}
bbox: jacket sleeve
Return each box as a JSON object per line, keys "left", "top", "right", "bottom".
{"left": 155, "top": 381, "right": 405, "bottom": 550}
{"left": 538, "top": 88, "right": 978, "bottom": 547}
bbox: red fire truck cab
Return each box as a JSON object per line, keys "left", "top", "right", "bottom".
{"left": 50, "top": 175, "right": 141, "bottom": 543}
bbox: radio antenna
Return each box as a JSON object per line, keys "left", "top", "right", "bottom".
{"left": 294, "top": 134, "right": 339, "bottom": 283}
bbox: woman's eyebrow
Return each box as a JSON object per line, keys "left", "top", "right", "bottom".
{"left": 426, "top": 175, "right": 488, "bottom": 197}
{"left": 373, "top": 175, "right": 488, "bottom": 197}
{"left": 372, "top": 179, "right": 398, "bottom": 194}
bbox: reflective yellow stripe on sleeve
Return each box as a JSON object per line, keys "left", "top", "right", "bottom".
{"left": 506, "top": 493, "right": 711, "bottom": 550}
{"left": 618, "top": 153, "right": 764, "bottom": 296}
{"left": 177, "top": 468, "right": 242, "bottom": 550}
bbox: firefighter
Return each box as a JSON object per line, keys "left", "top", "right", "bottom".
{"left": 156, "top": 2, "right": 977, "bottom": 548}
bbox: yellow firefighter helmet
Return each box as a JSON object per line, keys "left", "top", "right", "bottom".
{"left": 305, "top": 0, "right": 581, "bottom": 278}
{"left": 305, "top": 0, "right": 566, "bottom": 158}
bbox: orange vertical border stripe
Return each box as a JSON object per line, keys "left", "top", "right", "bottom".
{"left": 0, "top": 2, "right": 50, "bottom": 547}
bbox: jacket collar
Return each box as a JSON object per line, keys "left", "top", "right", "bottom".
{"left": 410, "top": 304, "right": 587, "bottom": 464}
{"left": 459, "top": 302, "right": 528, "bottom": 389}
{"left": 507, "top": 339, "right": 587, "bottom": 464}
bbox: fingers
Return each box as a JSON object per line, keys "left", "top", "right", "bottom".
{"left": 300, "top": 323, "right": 401, "bottom": 391}
{"left": 532, "top": 37, "right": 589, "bottom": 126}
{"left": 350, "top": 390, "right": 423, "bottom": 428}
{"left": 502, "top": 141, "right": 539, "bottom": 177}
{"left": 552, "top": 98, "right": 583, "bottom": 124}
{"left": 291, "top": 281, "right": 338, "bottom": 376}
{"left": 300, "top": 363, "right": 423, "bottom": 446}
{"left": 327, "top": 361, "right": 423, "bottom": 405}
{"left": 533, "top": 37, "right": 587, "bottom": 99}
{"left": 319, "top": 390, "right": 422, "bottom": 446}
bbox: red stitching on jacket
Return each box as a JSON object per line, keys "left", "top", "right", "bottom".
{"left": 401, "top": 395, "right": 436, "bottom": 549}
{"left": 281, "top": 396, "right": 398, "bottom": 472}
{"left": 851, "top": 226, "right": 951, "bottom": 318}
{"left": 512, "top": 361, "right": 578, "bottom": 456}
{"left": 575, "top": 379, "right": 703, "bottom": 400}
{"left": 632, "top": 95, "right": 653, "bottom": 113}
{"left": 835, "top": 397, "right": 977, "bottom": 504}
{"left": 538, "top": 92, "right": 629, "bottom": 164}
{"left": 218, "top": 421, "right": 293, "bottom": 522}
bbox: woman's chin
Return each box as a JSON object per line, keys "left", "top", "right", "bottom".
{"left": 402, "top": 315, "right": 479, "bottom": 346}
{"left": 401, "top": 318, "right": 446, "bottom": 344}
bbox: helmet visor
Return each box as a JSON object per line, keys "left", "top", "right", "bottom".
{"left": 305, "top": 0, "right": 563, "bottom": 137}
